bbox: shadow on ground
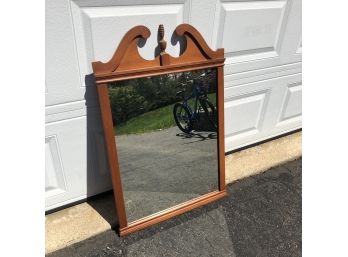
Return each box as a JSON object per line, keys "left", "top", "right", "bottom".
{"left": 47, "top": 158, "right": 302, "bottom": 257}
{"left": 176, "top": 131, "right": 217, "bottom": 143}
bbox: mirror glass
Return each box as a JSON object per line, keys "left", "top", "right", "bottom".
{"left": 108, "top": 68, "right": 218, "bottom": 222}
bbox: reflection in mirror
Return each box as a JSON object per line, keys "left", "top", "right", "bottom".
{"left": 108, "top": 68, "right": 218, "bottom": 222}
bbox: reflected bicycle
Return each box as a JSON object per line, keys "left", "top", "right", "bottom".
{"left": 173, "top": 72, "right": 217, "bottom": 133}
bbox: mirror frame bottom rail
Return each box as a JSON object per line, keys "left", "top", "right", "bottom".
{"left": 120, "top": 190, "right": 227, "bottom": 236}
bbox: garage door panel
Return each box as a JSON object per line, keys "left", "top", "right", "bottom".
{"left": 190, "top": 0, "right": 219, "bottom": 47}
{"left": 46, "top": 0, "right": 86, "bottom": 106}
{"left": 212, "top": 0, "right": 301, "bottom": 75}
{"left": 279, "top": 82, "right": 302, "bottom": 121}
{"left": 225, "top": 73, "right": 301, "bottom": 151}
{"left": 213, "top": 0, "right": 287, "bottom": 74}
{"left": 45, "top": 105, "right": 114, "bottom": 210}
{"left": 71, "top": 0, "right": 190, "bottom": 78}
{"left": 45, "top": 118, "right": 87, "bottom": 209}
{"left": 279, "top": 0, "right": 302, "bottom": 56}
{"left": 225, "top": 89, "right": 270, "bottom": 138}
{"left": 45, "top": 135, "right": 68, "bottom": 200}
{"left": 275, "top": 81, "right": 302, "bottom": 130}
{"left": 218, "top": 1, "right": 286, "bottom": 59}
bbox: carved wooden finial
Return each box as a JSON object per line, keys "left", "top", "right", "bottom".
{"left": 158, "top": 24, "right": 170, "bottom": 66}
{"left": 158, "top": 24, "right": 167, "bottom": 54}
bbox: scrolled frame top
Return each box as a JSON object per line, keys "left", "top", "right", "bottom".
{"left": 174, "top": 24, "right": 224, "bottom": 59}
{"left": 92, "top": 24, "right": 225, "bottom": 83}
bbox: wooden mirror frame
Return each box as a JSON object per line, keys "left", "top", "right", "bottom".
{"left": 92, "top": 24, "right": 226, "bottom": 236}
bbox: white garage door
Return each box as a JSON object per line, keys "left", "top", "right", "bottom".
{"left": 45, "top": 0, "right": 302, "bottom": 211}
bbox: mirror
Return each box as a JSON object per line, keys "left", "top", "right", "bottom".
{"left": 92, "top": 24, "right": 226, "bottom": 235}
{"left": 108, "top": 68, "right": 218, "bottom": 222}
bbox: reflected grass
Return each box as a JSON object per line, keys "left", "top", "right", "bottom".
{"left": 115, "top": 93, "right": 216, "bottom": 135}
{"left": 115, "top": 103, "right": 176, "bottom": 135}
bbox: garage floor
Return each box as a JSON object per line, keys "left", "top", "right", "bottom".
{"left": 47, "top": 158, "right": 302, "bottom": 257}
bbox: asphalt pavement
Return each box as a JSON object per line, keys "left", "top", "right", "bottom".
{"left": 116, "top": 126, "right": 218, "bottom": 222}
{"left": 47, "top": 158, "right": 302, "bottom": 257}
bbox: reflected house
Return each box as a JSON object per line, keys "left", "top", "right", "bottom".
{"left": 108, "top": 68, "right": 219, "bottom": 222}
